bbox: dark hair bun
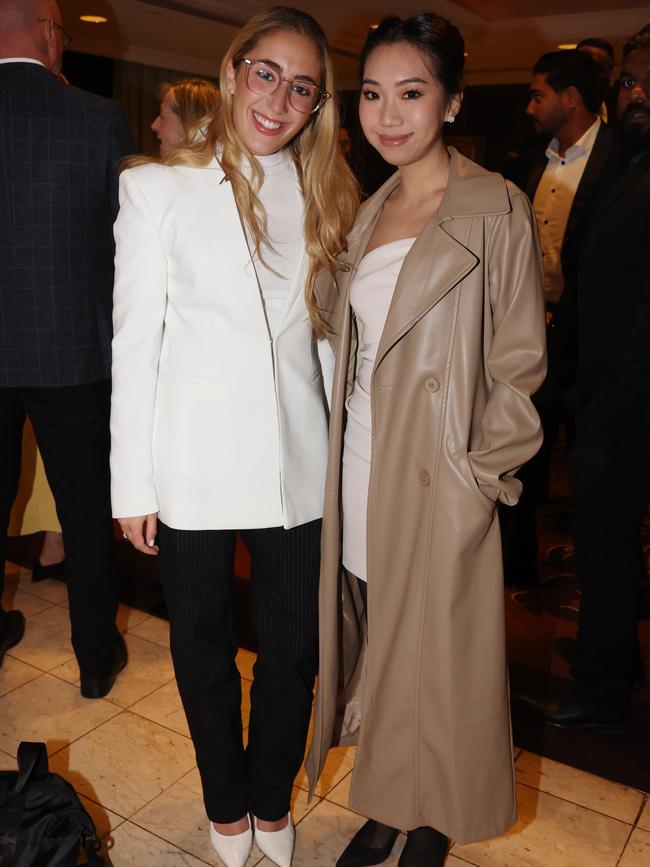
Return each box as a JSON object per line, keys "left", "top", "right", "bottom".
{"left": 360, "top": 12, "right": 465, "bottom": 96}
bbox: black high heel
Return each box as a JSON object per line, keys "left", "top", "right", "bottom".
{"left": 397, "top": 827, "right": 448, "bottom": 867}
{"left": 31, "top": 559, "right": 65, "bottom": 583}
{"left": 336, "top": 819, "right": 400, "bottom": 867}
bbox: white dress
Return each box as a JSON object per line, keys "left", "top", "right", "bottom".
{"left": 342, "top": 237, "right": 415, "bottom": 581}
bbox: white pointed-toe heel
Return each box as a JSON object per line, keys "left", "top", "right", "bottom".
{"left": 209, "top": 817, "right": 253, "bottom": 867}
{"left": 253, "top": 814, "right": 295, "bottom": 867}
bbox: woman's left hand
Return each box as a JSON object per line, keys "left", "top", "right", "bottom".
{"left": 118, "top": 513, "right": 159, "bottom": 555}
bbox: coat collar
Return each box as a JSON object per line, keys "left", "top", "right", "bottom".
{"left": 339, "top": 148, "right": 510, "bottom": 367}
{"left": 349, "top": 147, "right": 509, "bottom": 245}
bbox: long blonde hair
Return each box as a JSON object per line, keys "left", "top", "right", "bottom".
{"left": 161, "top": 78, "right": 221, "bottom": 135}
{"left": 125, "top": 6, "right": 359, "bottom": 335}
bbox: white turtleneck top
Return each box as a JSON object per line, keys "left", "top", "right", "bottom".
{"left": 250, "top": 150, "right": 305, "bottom": 338}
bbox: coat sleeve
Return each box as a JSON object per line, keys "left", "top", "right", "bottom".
{"left": 110, "top": 168, "right": 167, "bottom": 518}
{"left": 468, "top": 188, "right": 547, "bottom": 506}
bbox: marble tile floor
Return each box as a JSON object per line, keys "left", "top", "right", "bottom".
{"left": 1, "top": 561, "right": 649, "bottom": 867}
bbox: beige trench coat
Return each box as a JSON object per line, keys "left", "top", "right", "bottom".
{"left": 305, "top": 149, "right": 547, "bottom": 844}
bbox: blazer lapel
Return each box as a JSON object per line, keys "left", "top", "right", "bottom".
{"left": 562, "top": 123, "right": 613, "bottom": 255}
{"left": 580, "top": 147, "right": 650, "bottom": 253}
{"left": 274, "top": 249, "right": 308, "bottom": 335}
{"left": 205, "top": 157, "right": 274, "bottom": 333}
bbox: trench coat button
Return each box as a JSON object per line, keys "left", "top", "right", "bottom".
{"left": 424, "top": 377, "right": 440, "bottom": 393}
{"left": 418, "top": 470, "right": 430, "bottom": 486}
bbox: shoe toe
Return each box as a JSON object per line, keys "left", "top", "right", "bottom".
{"left": 253, "top": 816, "right": 294, "bottom": 867}
{"left": 209, "top": 821, "right": 253, "bottom": 867}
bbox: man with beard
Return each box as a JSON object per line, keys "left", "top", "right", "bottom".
{"left": 518, "top": 29, "right": 650, "bottom": 730}
{"left": 500, "top": 49, "right": 612, "bottom": 587}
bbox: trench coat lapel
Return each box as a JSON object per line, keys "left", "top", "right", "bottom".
{"left": 313, "top": 177, "right": 397, "bottom": 342}
{"left": 375, "top": 221, "right": 478, "bottom": 369}
{"left": 375, "top": 148, "right": 508, "bottom": 369}
{"left": 338, "top": 173, "right": 401, "bottom": 302}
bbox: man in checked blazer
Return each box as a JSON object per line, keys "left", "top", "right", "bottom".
{"left": 0, "top": 0, "right": 134, "bottom": 696}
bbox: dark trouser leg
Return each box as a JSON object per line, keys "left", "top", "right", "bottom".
{"left": 571, "top": 420, "right": 650, "bottom": 716}
{"left": 158, "top": 522, "right": 248, "bottom": 823}
{"left": 0, "top": 389, "right": 26, "bottom": 632}
{"left": 500, "top": 398, "right": 567, "bottom": 585}
{"left": 24, "top": 382, "right": 118, "bottom": 674}
{"left": 243, "top": 519, "right": 321, "bottom": 822}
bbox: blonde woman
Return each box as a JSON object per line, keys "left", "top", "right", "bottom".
{"left": 111, "top": 7, "right": 358, "bottom": 867}
{"left": 151, "top": 77, "right": 220, "bottom": 157}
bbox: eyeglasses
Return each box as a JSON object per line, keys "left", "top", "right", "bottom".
{"left": 37, "top": 18, "right": 72, "bottom": 51}
{"left": 241, "top": 59, "right": 330, "bottom": 114}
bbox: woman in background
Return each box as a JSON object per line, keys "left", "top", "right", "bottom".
{"left": 307, "top": 13, "right": 546, "bottom": 867}
{"left": 151, "top": 77, "right": 220, "bottom": 157}
{"left": 112, "top": 7, "right": 357, "bottom": 867}
{"left": 9, "top": 422, "right": 64, "bottom": 581}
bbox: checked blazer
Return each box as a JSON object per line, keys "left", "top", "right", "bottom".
{"left": 0, "top": 61, "right": 134, "bottom": 387}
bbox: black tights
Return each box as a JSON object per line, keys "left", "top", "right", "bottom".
{"left": 357, "top": 820, "right": 447, "bottom": 865}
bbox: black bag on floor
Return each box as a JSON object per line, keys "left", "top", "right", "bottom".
{"left": 0, "top": 741, "right": 106, "bottom": 866}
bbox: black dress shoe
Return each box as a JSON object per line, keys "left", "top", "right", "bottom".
{"left": 0, "top": 610, "right": 25, "bottom": 668}
{"left": 555, "top": 636, "right": 645, "bottom": 689}
{"left": 80, "top": 634, "right": 128, "bottom": 699}
{"left": 398, "top": 827, "right": 448, "bottom": 867}
{"left": 515, "top": 689, "right": 627, "bottom": 735}
{"left": 31, "top": 559, "right": 66, "bottom": 583}
{"left": 337, "top": 820, "right": 400, "bottom": 867}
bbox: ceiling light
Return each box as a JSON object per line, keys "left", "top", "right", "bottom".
{"left": 558, "top": 43, "right": 577, "bottom": 49}
{"left": 80, "top": 15, "right": 108, "bottom": 24}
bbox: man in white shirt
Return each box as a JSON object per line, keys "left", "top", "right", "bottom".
{"left": 527, "top": 50, "right": 608, "bottom": 308}
{"left": 500, "top": 49, "right": 612, "bottom": 588}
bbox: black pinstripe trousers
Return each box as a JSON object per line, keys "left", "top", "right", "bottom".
{"left": 158, "top": 519, "right": 321, "bottom": 823}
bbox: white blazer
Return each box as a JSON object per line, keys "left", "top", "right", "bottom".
{"left": 110, "top": 158, "right": 334, "bottom": 530}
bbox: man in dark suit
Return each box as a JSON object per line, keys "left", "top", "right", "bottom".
{"left": 0, "top": 0, "right": 134, "bottom": 696}
{"left": 518, "top": 29, "right": 650, "bottom": 729}
{"left": 500, "top": 49, "right": 613, "bottom": 586}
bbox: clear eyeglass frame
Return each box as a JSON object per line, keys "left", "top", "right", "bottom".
{"left": 241, "top": 58, "right": 330, "bottom": 114}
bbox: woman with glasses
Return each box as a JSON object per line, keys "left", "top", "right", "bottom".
{"left": 111, "top": 7, "right": 358, "bottom": 867}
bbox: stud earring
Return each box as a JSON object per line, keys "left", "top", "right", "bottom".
{"left": 446, "top": 114, "right": 455, "bottom": 124}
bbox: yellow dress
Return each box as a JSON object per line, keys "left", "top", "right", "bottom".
{"left": 8, "top": 420, "right": 61, "bottom": 535}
